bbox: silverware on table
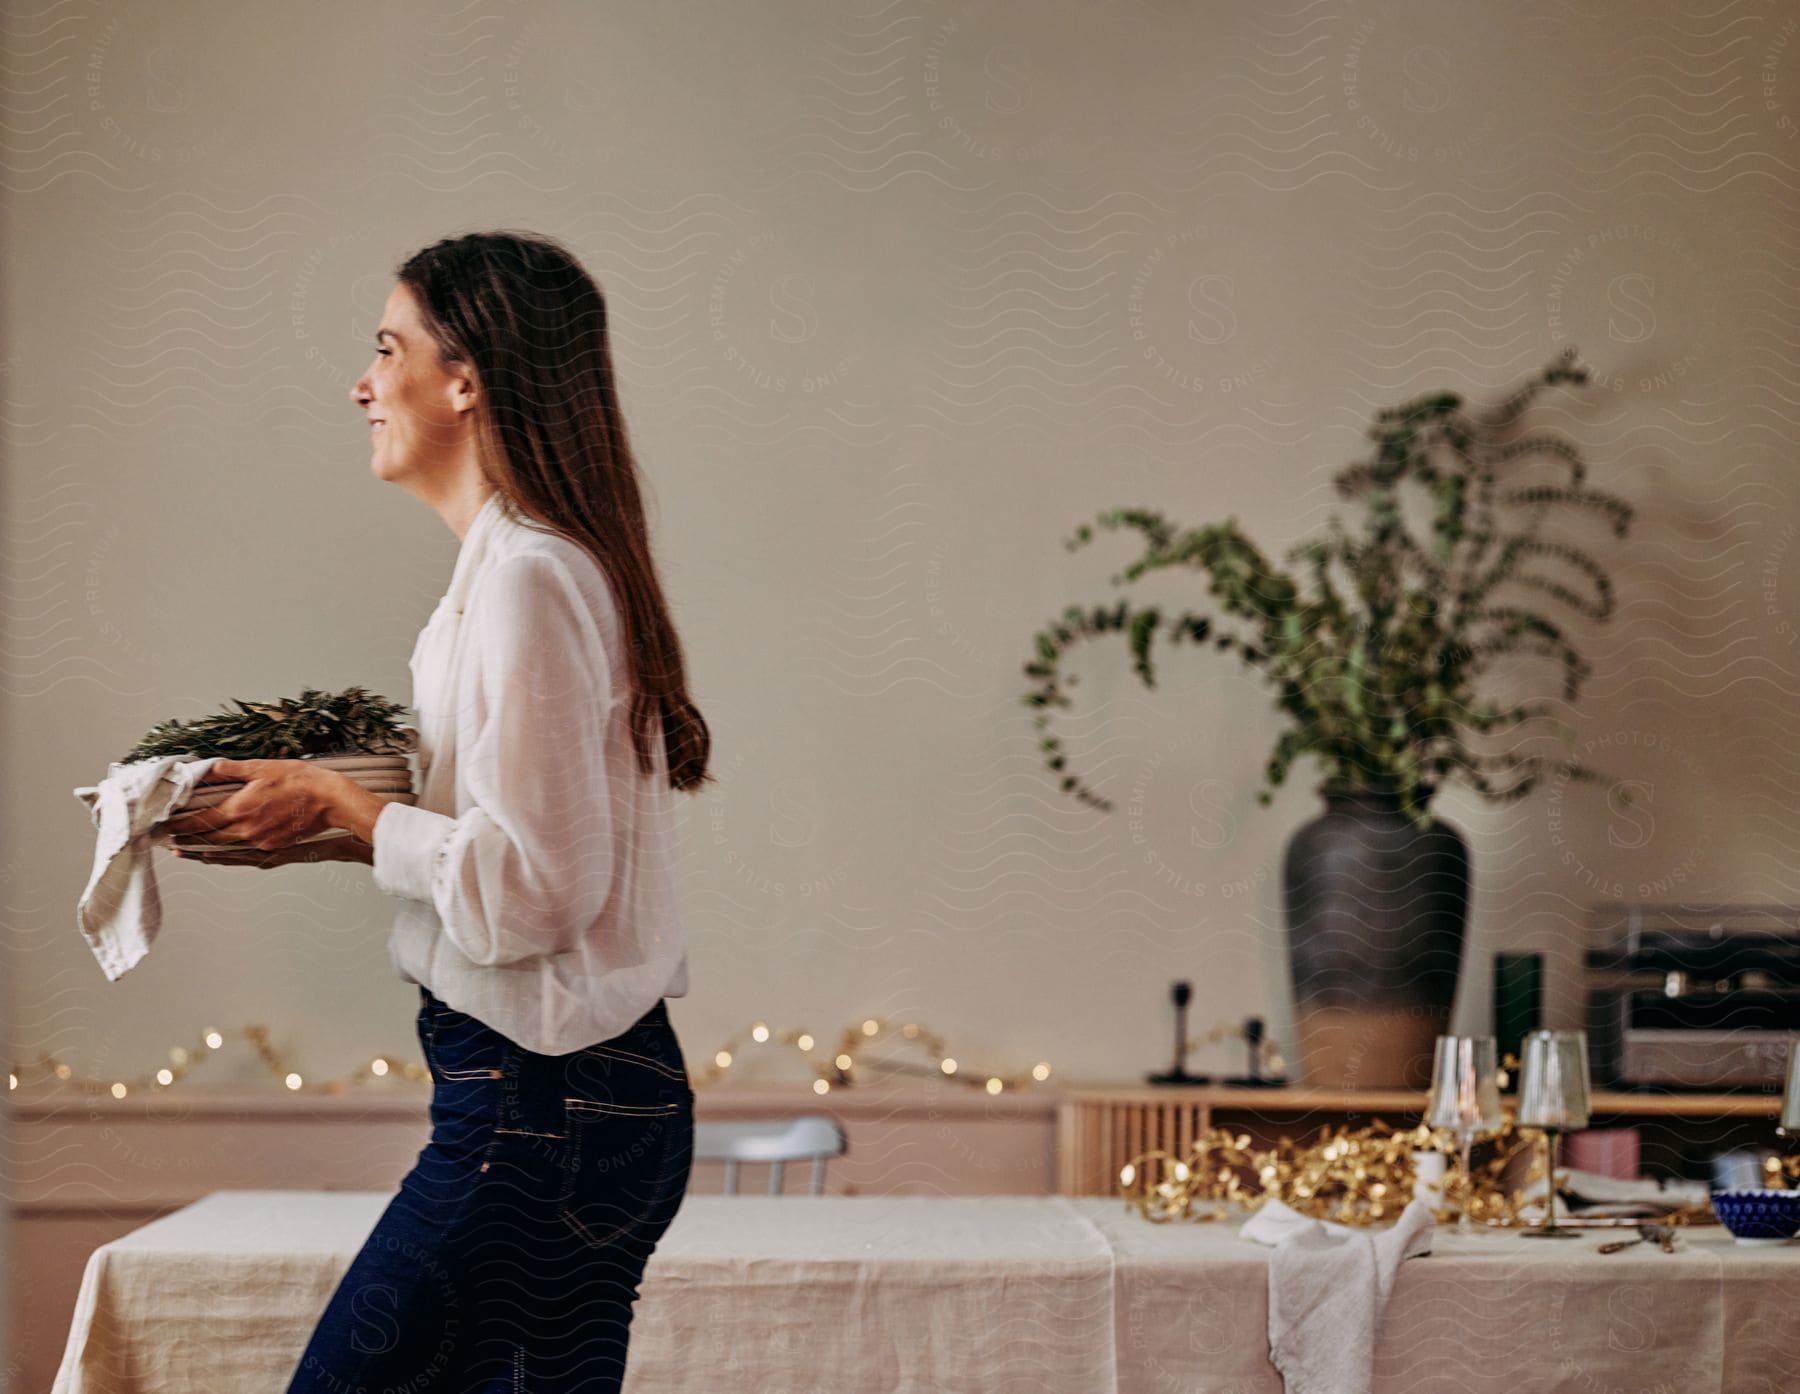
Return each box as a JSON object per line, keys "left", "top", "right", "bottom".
{"left": 1597, "top": 1222, "right": 1675, "bottom": 1254}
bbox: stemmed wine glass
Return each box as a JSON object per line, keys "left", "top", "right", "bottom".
{"left": 1518, "top": 1028, "right": 1592, "bottom": 1239}
{"left": 1426, "top": 1035, "right": 1504, "bottom": 1233}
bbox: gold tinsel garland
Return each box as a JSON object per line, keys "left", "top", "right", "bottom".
{"left": 1118, "top": 1116, "right": 1722, "bottom": 1228}
{"left": 1120, "top": 1119, "right": 1456, "bottom": 1227}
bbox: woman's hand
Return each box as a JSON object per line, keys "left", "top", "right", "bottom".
{"left": 162, "top": 758, "right": 351, "bottom": 851}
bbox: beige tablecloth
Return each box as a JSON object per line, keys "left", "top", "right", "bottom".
{"left": 51, "top": 1190, "right": 1800, "bottom": 1394}
{"left": 1078, "top": 1197, "right": 1800, "bottom": 1394}
{"left": 51, "top": 1191, "right": 1117, "bottom": 1394}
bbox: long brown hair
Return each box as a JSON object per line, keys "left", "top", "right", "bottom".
{"left": 395, "top": 229, "right": 712, "bottom": 794}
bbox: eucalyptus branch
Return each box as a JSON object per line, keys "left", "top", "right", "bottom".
{"left": 1022, "top": 590, "right": 1244, "bottom": 812}
{"left": 121, "top": 686, "right": 415, "bottom": 765}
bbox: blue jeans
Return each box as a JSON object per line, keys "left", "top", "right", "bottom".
{"left": 284, "top": 986, "right": 695, "bottom": 1394}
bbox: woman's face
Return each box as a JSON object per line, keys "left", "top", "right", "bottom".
{"left": 350, "top": 281, "right": 476, "bottom": 486}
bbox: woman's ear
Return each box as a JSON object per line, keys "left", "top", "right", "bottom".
{"left": 448, "top": 372, "right": 479, "bottom": 416}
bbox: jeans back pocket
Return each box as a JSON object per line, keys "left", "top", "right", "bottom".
{"left": 423, "top": 995, "right": 509, "bottom": 1080}
{"left": 556, "top": 1096, "right": 692, "bottom": 1253}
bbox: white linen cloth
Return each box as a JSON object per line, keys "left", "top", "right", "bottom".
{"left": 1515, "top": 1165, "right": 1710, "bottom": 1221}
{"left": 371, "top": 490, "right": 689, "bottom": 1055}
{"left": 1240, "top": 1197, "right": 1436, "bottom": 1394}
{"left": 71, "top": 755, "right": 224, "bottom": 980}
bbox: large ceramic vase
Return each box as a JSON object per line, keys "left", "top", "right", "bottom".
{"left": 1281, "top": 783, "right": 1470, "bottom": 1090}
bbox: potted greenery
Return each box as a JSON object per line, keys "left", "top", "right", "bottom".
{"left": 110, "top": 686, "right": 419, "bottom": 851}
{"left": 1021, "top": 349, "right": 1632, "bottom": 1088}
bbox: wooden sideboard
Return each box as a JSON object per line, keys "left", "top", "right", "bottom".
{"left": 1055, "top": 1082, "right": 1788, "bottom": 1196}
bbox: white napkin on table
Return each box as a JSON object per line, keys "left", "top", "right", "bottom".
{"left": 1241, "top": 1196, "right": 1436, "bottom": 1394}
{"left": 72, "top": 755, "right": 223, "bottom": 980}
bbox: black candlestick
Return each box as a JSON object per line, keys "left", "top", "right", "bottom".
{"left": 1147, "top": 980, "right": 1211, "bottom": 1085}
{"left": 1222, "top": 1016, "right": 1289, "bottom": 1087}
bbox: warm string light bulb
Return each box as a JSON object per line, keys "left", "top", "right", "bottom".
{"left": 687, "top": 1012, "right": 1052, "bottom": 1094}
{"left": 1181, "top": 1022, "right": 1285, "bottom": 1078}
{"left": 9, "top": 1022, "right": 433, "bottom": 1097}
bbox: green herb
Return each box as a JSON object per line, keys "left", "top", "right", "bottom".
{"left": 120, "top": 686, "right": 415, "bottom": 764}
{"left": 1021, "top": 349, "right": 1632, "bottom": 828}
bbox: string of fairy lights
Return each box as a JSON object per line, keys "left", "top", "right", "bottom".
{"left": 6, "top": 1012, "right": 1061, "bottom": 1099}
{"left": 5, "top": 1009, "right": 1299, "bottom": 1100}
{"left": 1181, "top": 1021, "right": 1285, "bottom": 1078}
{"left": 3, "top": 978, "right": 1309, "bottom": 1104}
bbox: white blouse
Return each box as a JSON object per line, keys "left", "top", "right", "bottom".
{"left": 371, "top": 490, "right": 690, "bottom": 1056}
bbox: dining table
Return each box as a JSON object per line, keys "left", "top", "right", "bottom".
{"left": 49, "top": 1189, "right": 1800, "bottom": 1393}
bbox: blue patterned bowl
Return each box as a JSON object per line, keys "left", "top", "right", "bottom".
{"left": 1711, "top": 1189, "right": 1800, "bottom": 1244}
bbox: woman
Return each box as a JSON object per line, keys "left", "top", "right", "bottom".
{"left": 163, "top": 230, "right": 712, "bottom": 1393}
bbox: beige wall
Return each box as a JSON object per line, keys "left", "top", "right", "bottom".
{"left": 7, "top": 0, "right": 1799, "bottom": 1178}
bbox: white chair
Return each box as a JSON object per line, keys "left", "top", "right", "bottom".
{"left": 693, "top": 1115, "right": 846, "bottom": 1195}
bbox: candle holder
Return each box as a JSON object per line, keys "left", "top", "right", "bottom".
{"left": 1517, "top": 1029, "right": 1591, "bottom": 1238}
{"left": 1147, "top": 981, "right": 1211, "bottom": 1085}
